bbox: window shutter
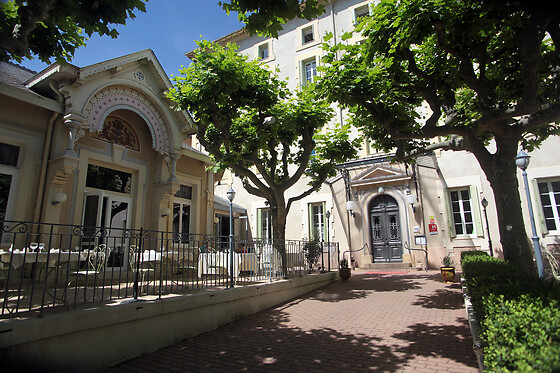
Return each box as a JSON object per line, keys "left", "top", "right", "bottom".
{"left": 470, "top": 185, "right": 484, "bottom": 237}
{"left": 444, "top": 189, "right": 457, "bottom": 238}
{"left": 531, "top": 179, "right": 549, "bottom": 236}
{"left": 322, "top": 202, "right": 327, "bottom": 242}
{"left": 308, "top": 203, "right": 313, "bottom": 239}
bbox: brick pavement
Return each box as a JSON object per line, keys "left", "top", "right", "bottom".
{"left": 107, "top": 270, "right": 479, "bottom": 372}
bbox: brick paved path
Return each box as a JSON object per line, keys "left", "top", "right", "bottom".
{"left": 108, "top": 270, "right": 478, "bottom": 372}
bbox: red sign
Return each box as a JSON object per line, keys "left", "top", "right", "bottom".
{"left": 429, "top": 223, "right": 438, "bottom": 234}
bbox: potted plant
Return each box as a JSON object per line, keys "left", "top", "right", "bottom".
{"left": 339, "top": 257, "right": 351, "bottom": 281}
{"left": 303, "top": 230, "right": 322, "bottom": 273}
{"left": 440, "top": 254, "right": 455, "bottom": 283}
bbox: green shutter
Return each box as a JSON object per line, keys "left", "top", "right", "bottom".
{"left": 531, "top": 179, "right": 548, "bottom": 236}
{"left": 470, "top": 185, "right": 484, "bottom": 237}
{"left": 308, "top": 203, "right": 313, "bottom": 239}
{"left": 257, "top": 208, "right": 262, "bottom": 239}
{"left": 322, "top": 202, "right": 327, "bottom": 242}
{"left": 444, "top": 189, "right": 457, "bottom": 238}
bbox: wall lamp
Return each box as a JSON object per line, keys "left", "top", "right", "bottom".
{"left": 52, "top": 192, "right": 67, "bottom": 205}
{"left": 406, "top": 193, "right": 417, "bottom": 213}
{"left": 161, "top": 208, "right": 170, "bottom": 218}
{"left": 346, "top": 200, "right": 355, "bottom": 217}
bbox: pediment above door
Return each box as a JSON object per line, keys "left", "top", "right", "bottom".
{"left": 351, "top": 165, "right": 411, "bottom": 188}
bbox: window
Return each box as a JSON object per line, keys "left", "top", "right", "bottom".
{"left": 303, "top": 58, "right": 317, "bottom": 84}
{"left": 353, "top": 4, "right": 371, "bottom": 24}
{"left": 258, "top": 43, "right": 269, "bottom": 60}
{"left": 450, "top": 188, "right": 474, "bottom": 235}
{"left": 0, "top": 142, "right": 19, "bottom": 222}
{"left": 173, "top": 184, "right": 193, "bottom": 243}
{"left": 257, "top": 208, "right": 272, "bottom": 243}
{"left": 309, "top": 202, "right": 326, "bottom": 241}
{"left": 302, "top": 26, "right": 314, "bottom": 44}
{"left": 538, "top": 180, "right": 560, "bottom": 231}
{"left": 86, "top": 164, "right": 132, "bottom": 194}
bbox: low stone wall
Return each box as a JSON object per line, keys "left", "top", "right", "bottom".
{"left": 0, "top": 272, "right": 336, "bottom": 371}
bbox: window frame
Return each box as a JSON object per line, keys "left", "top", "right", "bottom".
{"left": 308, "top": 202, "right": 326, "bottom": 242}
{"left": 445, "top": 186, "right": 483, "bottom": 238}
{"left": 537, "top": 178, "right": 560, "bottom": 233}
{"left": 172, "top": 184, "right": 194, "bottom": 243}
{"left": 257, "top": 207, "right": 273, "bottom": 244}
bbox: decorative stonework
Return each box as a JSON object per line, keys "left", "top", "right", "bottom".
{"left": 84, "top": 86, "right": 170, "bottom": 154}
{"left": 92, "top": 116, "right": 140, "bottom": 151}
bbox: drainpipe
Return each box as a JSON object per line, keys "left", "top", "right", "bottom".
{"left": 33, "top": 81, "right": 63, "bottom": 223}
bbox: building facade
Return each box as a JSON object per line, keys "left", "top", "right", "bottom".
{"left": 0, "top": 50, "right": 215, "bottom": 262}
{"left": 207, "top": 0, "right": 560, "bottom": 270}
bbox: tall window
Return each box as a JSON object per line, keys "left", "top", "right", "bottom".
{"left": 303, "top": 59, "right": 317, "bottom": 84}
{"left": 450, "top": 188, "right": 475, "bottom": 235}
{"left": 302, "top": 25, "right": 314, "bottom": 44}
{"left": 309, "top": 202, "right": 325, "bottom": 241}
{"left": 257, "top": 208, "right": 272, "bottom": 244}
{"left": 173, "top": 185, "right": 192, "bottom": 243}
{"left": 0, "top": 142, "right": 19, "bottom": 222}
{"left": 538, "top": 180, "right": 560, "bottom": 231}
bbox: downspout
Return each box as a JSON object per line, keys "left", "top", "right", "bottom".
{"left": 33, "top": 81, "right": 63, "bottom": 223}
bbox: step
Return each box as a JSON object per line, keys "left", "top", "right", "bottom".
{"left": 363, "top": 262, "right": 412, "bottom": 270}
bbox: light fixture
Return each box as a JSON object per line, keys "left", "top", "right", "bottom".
{"left": 263, "top": 116, "right": 276, "bottom": 125}
{"left": 346, "top": 200, "right": 355, "bottom": 217}
{"left": 161, "top": 207, "right": 170, "bottom": 218}
{"left": 378, "top": 187, "right": 385, "bottom": 194}
{"left": 52, "top": 192, "right": 67, "bottom": 205}
{"left": 406, "top": 193, "right": 416, "bottom": 212}
{"left": 226, "top": 187, "right": 236, "bottom": 203}
{"left": 515, "top": 149, "right": 544, "bottom": 278}
{"left": 481, "top": 197, "right": 493, "bottom": 257}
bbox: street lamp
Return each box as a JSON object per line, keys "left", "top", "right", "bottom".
{"left": 226, "top": 187, "right": 236, "bottom": 287}
{"left": 325, "top": 210, "right": 331, "bottom": 272}
{"left": 515, "top": 150, "right": 545, "bottom": 278}
{"left": 481, "top": 197, "right": 493, "bottom": 257}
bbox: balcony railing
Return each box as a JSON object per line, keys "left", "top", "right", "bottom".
{"left": 0, "top": 221, "right": 339, "bottom": 318}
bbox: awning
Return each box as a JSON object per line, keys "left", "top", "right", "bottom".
{"left": 214, "top": 195, "right": 247, "bottom": 214}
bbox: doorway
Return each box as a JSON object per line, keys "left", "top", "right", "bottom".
{"left": 369, "top": 195, "right": 403, "bottom": 262}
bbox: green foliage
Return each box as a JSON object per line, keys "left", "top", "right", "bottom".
{"left": 441, "top": 254, "right": 454, "bottom": 267}
{"left": 303, "top": 229, "right": 322, "bottom": 271}
{"left": 482, "top": 295, "right": 560, "bottom": 372}
{"left": 220, "top": 0, "right": 324, "bottom": 38}
{"left": 461, "top": 253, "right": 560, "bottom": 371}
{"left": 1, "top": 0, "right": 147, "bottom": 64}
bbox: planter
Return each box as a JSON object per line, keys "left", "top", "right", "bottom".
{"left": 440, "top": 266, "right": 455, "bottom": 283}
{"left": 339, "top": 268, "right": 352, "bottom": 281}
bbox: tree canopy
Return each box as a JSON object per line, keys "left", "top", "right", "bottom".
{"left": 220, "top": 0, "right": 324, "bottom": 37}
{"left": 169, "top": 40, "right": 358, "bottom": 270}
{"left": 317, "top": 0, "right": 560, "bottom": 272}
{"left": 0, "top": 0, "right": 147, "bottom": 64}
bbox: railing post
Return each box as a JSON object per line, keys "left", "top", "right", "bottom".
{"left": 133, "top": 227, "right": 143, "bottom": 299}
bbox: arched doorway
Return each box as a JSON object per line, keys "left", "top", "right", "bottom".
{"left": 370, "top": 195, "right": 403, "bottom": 262}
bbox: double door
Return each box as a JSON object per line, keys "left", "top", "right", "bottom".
{"left": 370, "top": 195, "right": 402, "bottom": 262}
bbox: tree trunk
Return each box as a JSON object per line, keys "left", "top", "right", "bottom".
{"left": 471, "top": 139, "right": 536, "bottom": 274}
{"left": 271, "top": 203, "right": 289, "bottom": 278}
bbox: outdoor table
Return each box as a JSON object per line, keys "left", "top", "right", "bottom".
{"left": 198, "top": 252, "right": 239, "bottom": 278}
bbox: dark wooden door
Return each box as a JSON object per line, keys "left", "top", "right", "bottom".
{"left": 370, "top": 195, "right": 402, "bottom": 262}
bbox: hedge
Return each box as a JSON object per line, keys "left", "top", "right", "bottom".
{"left": 460, "top": 250, "right": 560, "bottom": 372}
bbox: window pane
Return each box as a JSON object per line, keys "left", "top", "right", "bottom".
{"left": 86, "top": 165, "right": 132, "bottom": 193}
{"left": 551, "top": 181, "right": 560, "bottom": 192}
{"left": 461, "top": 189, "right": 470, "bottom": 200}
{"left": 465, "top": 222, "right": 474, "bottom": 234}
{"left": 0, "top": 142, "right": 19, "bottom": 167}
{"left": 0, "top": 173, "right": 13, "bottom": 221}
{"left": 450, "top": 191, "right": 458, "bottom": 201}
{"left": 538, "top": 182, "right": 549, "bottom": 194}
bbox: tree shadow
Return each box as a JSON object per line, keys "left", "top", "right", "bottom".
{"left": 412, "top": 288, "right": 465, "bottom": 309}
{"left": 392, "top": 321, "right": 479, "bottom": 369}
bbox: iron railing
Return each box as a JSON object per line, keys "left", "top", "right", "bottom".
{"left": 0, "top": 221, "right": 339, "bottom": 318}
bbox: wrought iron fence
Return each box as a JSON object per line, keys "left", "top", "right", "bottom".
{"left": 0, "top": 221, "right": 339, "bottom": 318}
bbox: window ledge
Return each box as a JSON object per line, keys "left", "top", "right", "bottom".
{"left": 296, "top": 40, "right": 321, "bottom": 52}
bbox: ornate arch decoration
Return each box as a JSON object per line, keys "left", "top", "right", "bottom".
{"left": 92, "top": 115, "right": 140, "bottom": 151}
{"left": 83, "top": 86, "right": 171, "bottom": 154}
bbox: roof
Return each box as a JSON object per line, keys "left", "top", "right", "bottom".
{"left": 0, "top": 61, "right": 37, "bottom": 93}
{"left": 214, "top": 195, "right": 247, "bottom": 214}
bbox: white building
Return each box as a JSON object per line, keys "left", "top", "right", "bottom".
{"left": 202, "top": 0, "right": 559, "bottom": 271}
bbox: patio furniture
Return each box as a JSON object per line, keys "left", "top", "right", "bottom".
{"left": 70, "top": 244, "right": 111, "bottom": 285}
{"left": 128, "top": 245, "right": 155, "bottom": 292}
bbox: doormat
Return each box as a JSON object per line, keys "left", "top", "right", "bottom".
{"left": 363, "top": 271, "right": 409, "bottom": 275}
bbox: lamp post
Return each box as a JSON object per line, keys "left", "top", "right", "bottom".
{"left": 226, "top": 187, "right": 236, "bottom": 287}
{"left": 325, "top": 210, "right": 331, "bottom": 272}
{"left": 515, "top": 150, "right": 545, "bottom": 278}
{"left": 481, "top": 197, "right": 493, "bottom": 257}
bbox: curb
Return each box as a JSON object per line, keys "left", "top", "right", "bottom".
{"left": 461, "top": 277, "right": 486, "bottom": 372}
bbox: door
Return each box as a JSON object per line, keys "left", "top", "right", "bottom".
{"left": 83, "top": 193, "right": 132, "bottom": 268}
{"left": 370, "top": 195, "right": 402, "bottom": 262}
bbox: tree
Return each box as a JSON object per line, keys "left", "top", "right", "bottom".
{"left": 0, "top": 0, "right": 147, "bottom": 64}
{"left": 169, "top": 40, "right": 358, "bottom": 275}
{"left": 317, "top": 0, "right": 560, "bottom": 273}
{"left": 220, "top": 0, "right": 324, "bottom": 37}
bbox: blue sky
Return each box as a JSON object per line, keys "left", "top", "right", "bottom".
{"left": 20, "top": 1, "right": 245, "bottom": 77}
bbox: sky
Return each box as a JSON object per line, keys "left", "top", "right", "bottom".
{"left": 20, "top": 1, "right": 245, "bottom": 78}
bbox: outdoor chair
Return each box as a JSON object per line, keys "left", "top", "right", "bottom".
{"left": 128, "top": 245, "right": 155, "bottom": 293}
{"left": 70, "top": 244, "right": 111, "bottom": 286}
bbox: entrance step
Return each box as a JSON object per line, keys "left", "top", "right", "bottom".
{"left": 363, "top": 262, "right": 412, "bottom": 270}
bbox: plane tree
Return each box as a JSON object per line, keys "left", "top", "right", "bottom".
{"left": 317, "top": 0, "right": 560, "bottom": 273}
{"left": 169, "top": 40, "right": 358, "bottom": 274}
{"left": 0, "top": 0, "right": 147, "bottom": 63}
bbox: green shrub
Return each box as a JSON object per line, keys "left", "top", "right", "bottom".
{"left": 482, "top": 295, "right": 560, "bottom": 372}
